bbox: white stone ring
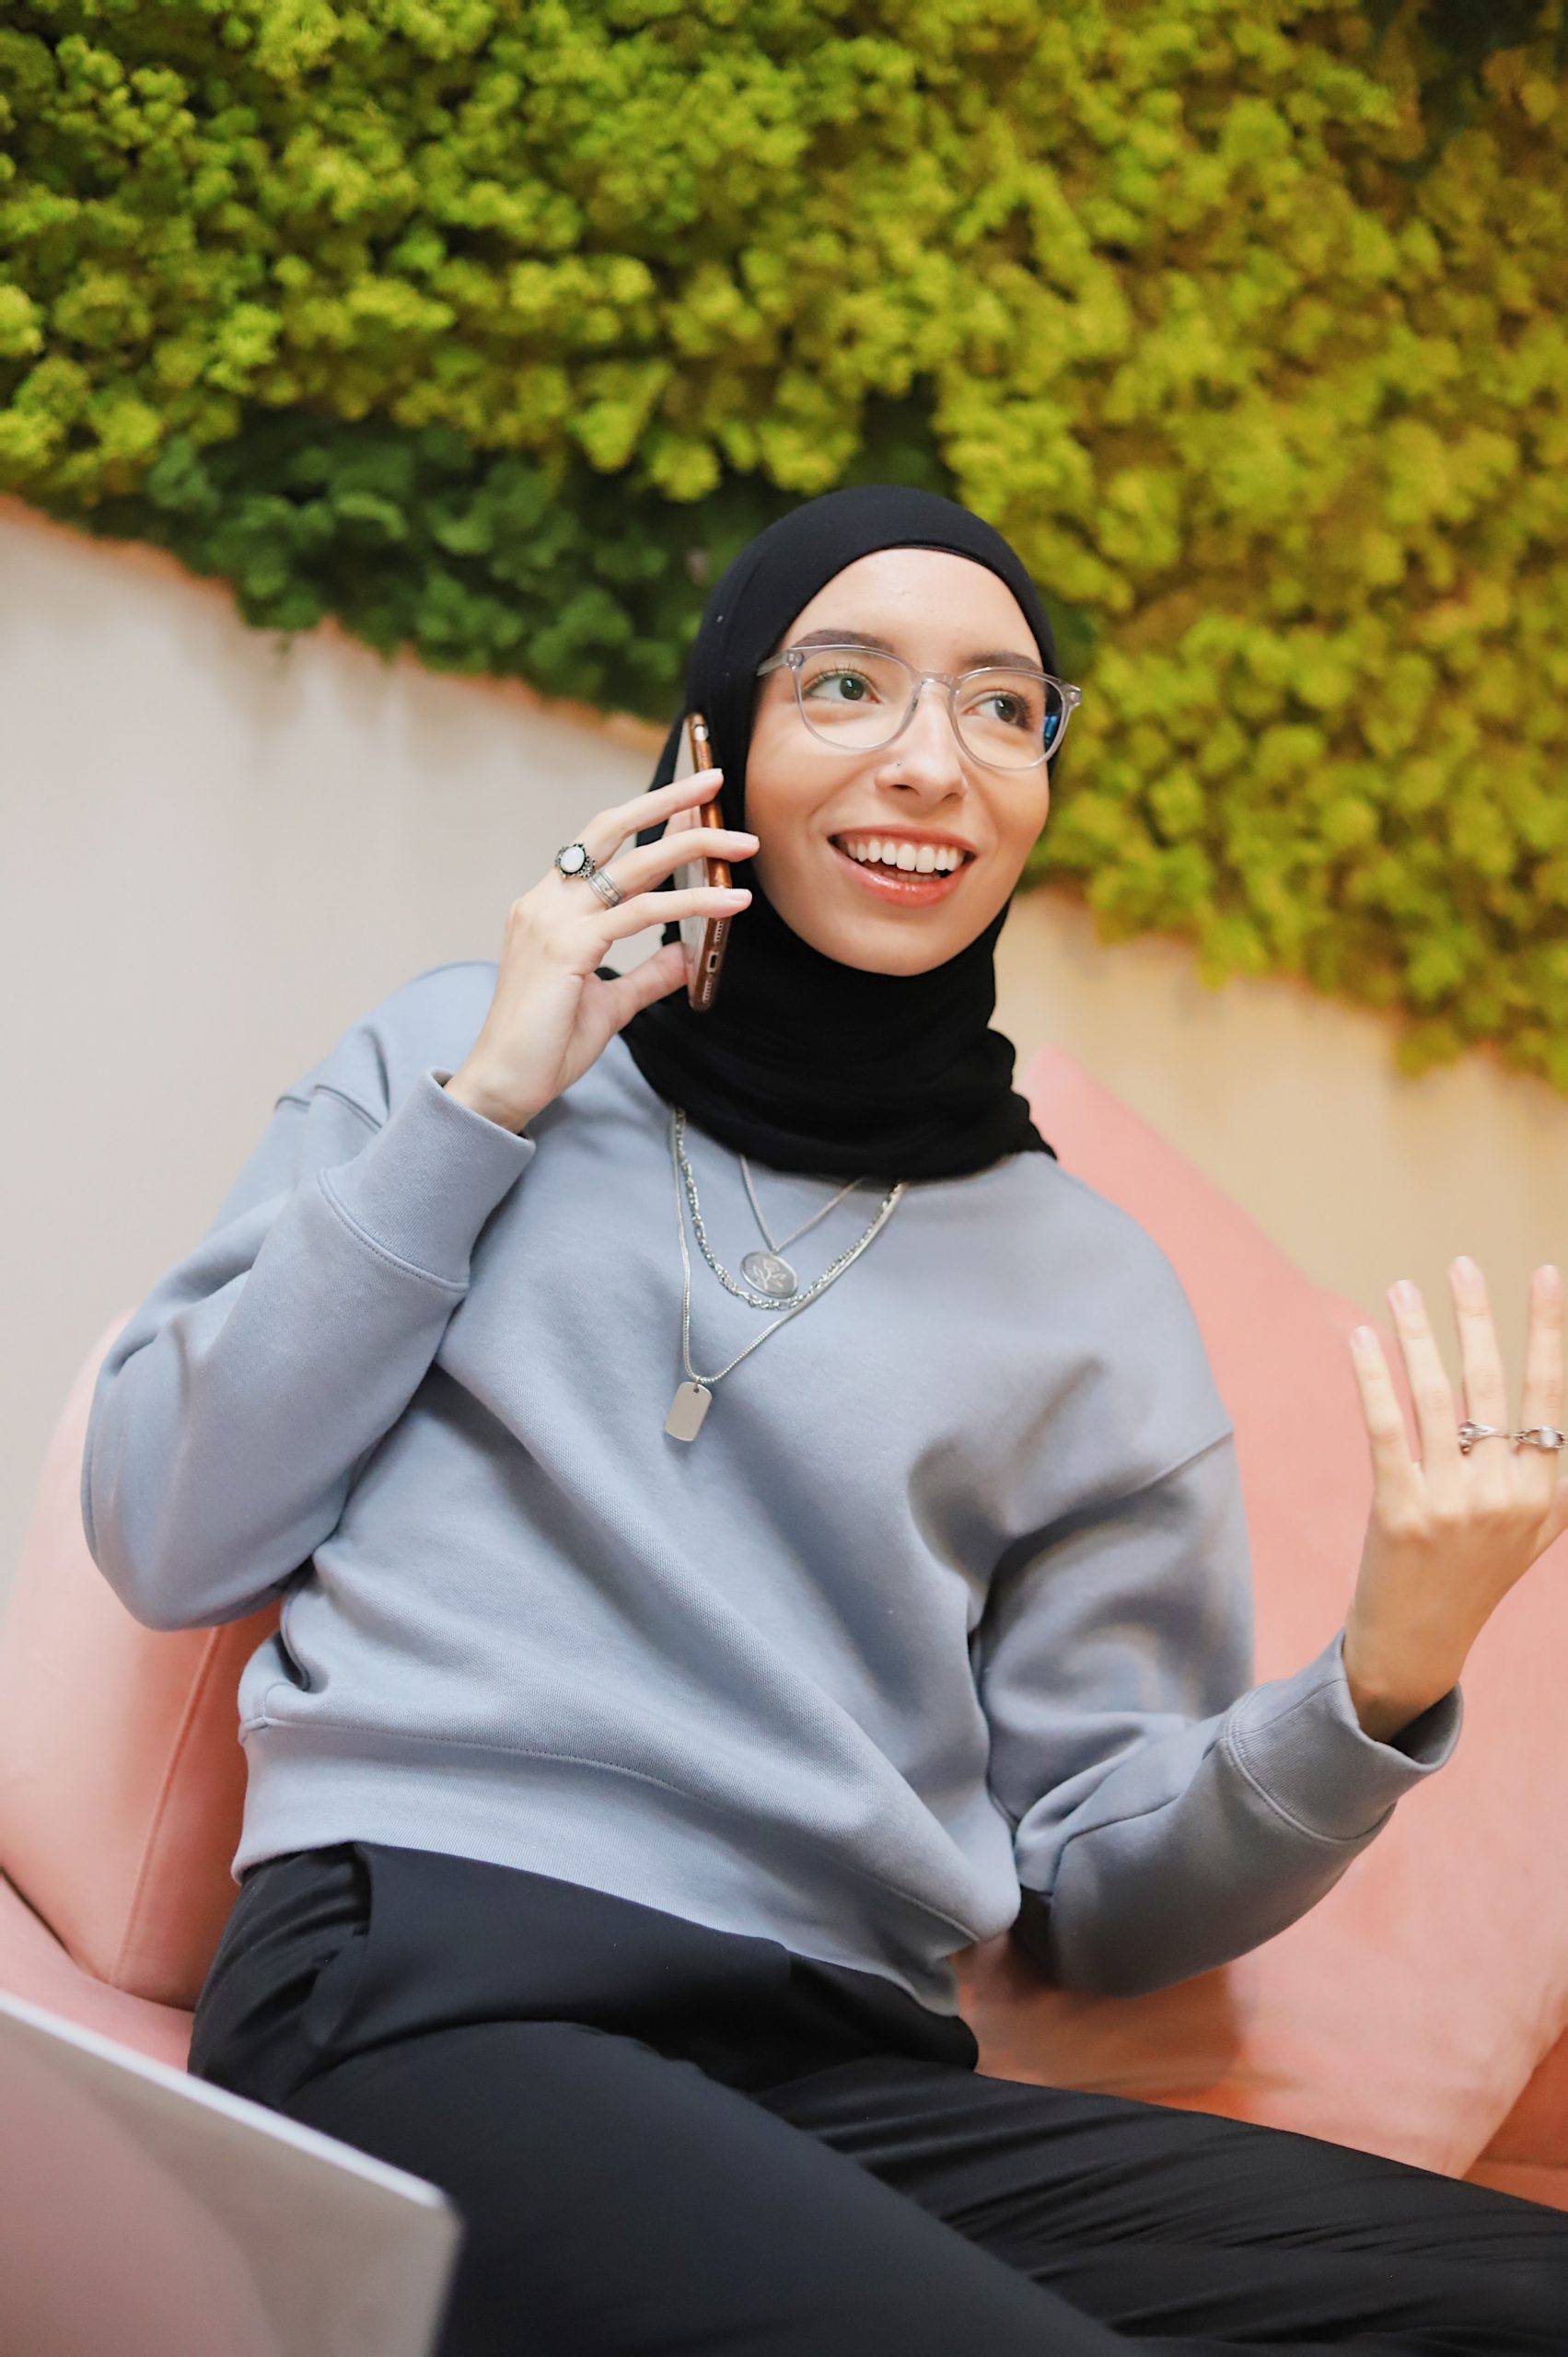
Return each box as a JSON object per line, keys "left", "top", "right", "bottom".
{"left": 554, "top": 840, "right": 623, "bottom": 909}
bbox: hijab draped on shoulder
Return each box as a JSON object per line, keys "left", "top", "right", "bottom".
{"left": 610, "top": 484, "right": 1061, "bottom": 1183}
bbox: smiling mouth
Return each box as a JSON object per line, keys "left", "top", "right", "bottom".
{"left": 828, "top": 839, "right": 973, "bottom": 901}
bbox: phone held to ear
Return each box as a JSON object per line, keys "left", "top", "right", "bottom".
{"left": 670, "top": 709, "right": 735, "bottom": 1013}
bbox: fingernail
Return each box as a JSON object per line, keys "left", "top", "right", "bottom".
{"left": 1393, "top": 1279, "right": 1420, "bottom": 1309}
{"left": 1453, "top": 1255, "right": 1480, "bottom": 1283}
{"left": 1352, "top": 1326, "right": 1378, "bottom": 1353}
{"left": 1540, "top": 1265, "right": 1562, "bottom": 1298}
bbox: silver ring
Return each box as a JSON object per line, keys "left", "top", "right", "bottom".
{"left": 1457, "top": 1421, "right": 1568, "bottom": 1455}
{"left": 554, "top": 840, "right": 622, "bottom": 909}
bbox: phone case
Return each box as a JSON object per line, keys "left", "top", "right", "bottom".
{"left": 670, "top": 710, "right": 733, "bottom": 1013}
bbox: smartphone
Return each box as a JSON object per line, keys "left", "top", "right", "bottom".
{"left": 667, "top": 709, "right": 735, "bottom": 1014}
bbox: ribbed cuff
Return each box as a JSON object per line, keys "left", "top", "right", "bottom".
{"left": 1222, "top": 1626, "right": 1462, "bottom": 1845}
{"left": 318, "top": 1065, "right": 536, "bottom": 1290}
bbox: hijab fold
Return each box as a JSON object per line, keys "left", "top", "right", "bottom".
{"left": 611, "top": 485, "right": 1060, "bottom": 1182}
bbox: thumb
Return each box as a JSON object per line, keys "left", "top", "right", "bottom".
{"left": 610, "top": 940, "right": 689, "bottom": 1027}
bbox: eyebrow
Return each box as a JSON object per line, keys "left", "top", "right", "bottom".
{"left": 787, "top": 626, "right": 1045, "bottom": 673}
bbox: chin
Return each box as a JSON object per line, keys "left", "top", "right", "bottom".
{"left": 795, "top": 918, "right": 977, "bottom": 975}
{"left": 763, "top": 858, "right": 1005, "bottom": 971}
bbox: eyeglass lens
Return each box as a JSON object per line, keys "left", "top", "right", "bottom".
{"left": 794, "top": 651, "right": 1063, "bottom": 768}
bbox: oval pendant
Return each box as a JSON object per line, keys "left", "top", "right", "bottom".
{"left": 740, "top": 1249, "right": 798, "bottom": 1299}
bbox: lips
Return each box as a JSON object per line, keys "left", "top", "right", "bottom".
{"left": 829, "top": 839, "right": 970, "bottom": 904}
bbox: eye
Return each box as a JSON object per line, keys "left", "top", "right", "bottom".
{"left": 802, "top": 666, "right": 880, "bottom": 705}
{"left": 957, "top": 669, "right": 1055, "bottom": 747}
{"left": 977, "top": 689, "right": 1030, "bottom": 728}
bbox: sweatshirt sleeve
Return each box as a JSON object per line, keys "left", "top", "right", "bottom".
{"left": 81, "top": 1022, "right": 536, "bottom": 1633}
{"left": 975, "top": 1428, "right": 1462, "bottom": 1999}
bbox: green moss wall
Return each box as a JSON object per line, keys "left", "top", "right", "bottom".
{"left": 4, "top": 1, "right": 1566, "bottom": 1089}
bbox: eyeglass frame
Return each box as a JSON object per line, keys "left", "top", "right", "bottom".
{"left": 754, "top": 643, "right": 1083, "bottom": 772}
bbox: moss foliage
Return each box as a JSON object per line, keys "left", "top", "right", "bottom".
{"left": 3, "top": 0, "right": 1566, "bottom": 1088}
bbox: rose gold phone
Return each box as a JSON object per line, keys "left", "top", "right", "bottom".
{"left": 668, "top": 709, "right": 735, "bottom": 1013}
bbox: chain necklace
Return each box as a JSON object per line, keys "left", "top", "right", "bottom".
{"left": 665, "top": 1107, "right": 906, "bottom": 1442}
{"left": 675, "top": 1119, "right": 866, "bottom": 1316}
{"left": 738, "top": 1156, "right": 865, "bottom": 1300}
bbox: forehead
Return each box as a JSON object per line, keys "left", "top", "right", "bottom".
{"left": 779, "top": 547, "right": 1038, "bottom": 666}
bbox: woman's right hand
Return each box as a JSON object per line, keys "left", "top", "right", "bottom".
{"left": 443, "top": 768, "right": 757, "bottom": 1132}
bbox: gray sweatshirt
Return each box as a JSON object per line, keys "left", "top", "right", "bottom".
{"left": 82, "top": 960, "right": 1459, "bottom": 2014}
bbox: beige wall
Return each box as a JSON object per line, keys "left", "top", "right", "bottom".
{"left": 3, "top": 496, "right": 1564, "bottom": 1605}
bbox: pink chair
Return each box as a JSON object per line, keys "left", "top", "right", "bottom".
{"left": 3, "top": 1045, "right": 1564, "bottom": 2203}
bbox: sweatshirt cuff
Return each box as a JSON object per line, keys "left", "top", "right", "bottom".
{"left": 1222, "top": 1627, "right": 1462, "bottom": 1846}
{"left": 318, "top": 1064, "right": 536, "bottom": 1290}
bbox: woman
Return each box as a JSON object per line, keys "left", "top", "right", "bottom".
{"left": 84, "top": 487, "right": 1568, "bottom": 2353}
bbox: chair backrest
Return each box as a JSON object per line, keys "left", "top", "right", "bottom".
{"left": 0, "top": 1318, "right": 279, "bottom": 2007}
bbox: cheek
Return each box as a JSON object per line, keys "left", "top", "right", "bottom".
{"left": 1003, "top": 795, "right": 1050, "bottom": 866}
{"left": 737, "top": 706, "right": 792, "bottom": 813}
{"left": 737, "top": 779, "right": 816, "bottom": 871}
{"left": 748, "top": 839, "right": 800, "bottom": 907}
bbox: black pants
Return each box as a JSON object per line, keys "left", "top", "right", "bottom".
{"left": 187, "top": 1841, "right": 1568, "bottom": 2355}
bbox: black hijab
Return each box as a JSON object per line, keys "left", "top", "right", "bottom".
{"left": 610, "top": 484, "right": 1061, "bottom": 1182}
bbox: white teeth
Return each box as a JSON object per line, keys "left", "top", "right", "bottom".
{"left": 840, "top": 836, "right": 964, "bottom": 874}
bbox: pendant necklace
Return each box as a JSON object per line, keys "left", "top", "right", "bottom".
{"left": 664, "top": 1107, "right": 906, "bottom": 1442}
{"left": 737, "top": 1155, "right": 865, "bottom": 1300}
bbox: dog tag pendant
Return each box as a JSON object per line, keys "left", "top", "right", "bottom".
{"left": 665, "top": 1381, "right": 713, "bottom": 1441}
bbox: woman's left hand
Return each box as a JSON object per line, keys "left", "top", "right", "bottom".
{"left": 1342, "top": 1260, "right": 1568, "bottom": 1743}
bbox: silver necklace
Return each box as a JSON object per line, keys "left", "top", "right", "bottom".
{"left": 665, "top": 1107, "right": 906, "bottom": 1441}
{"left": 674, "top": 1128, "right": 862, "bottom": 1316}
{"left": 737, "top": 1155, "right": 865, "bottom": 1300}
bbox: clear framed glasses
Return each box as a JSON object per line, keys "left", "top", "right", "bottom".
{"left": 754, "top": 643, "right": 1082, "bottom": 772}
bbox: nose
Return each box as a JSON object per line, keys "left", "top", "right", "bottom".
{"left": 888, "top": 678, "right": 966, "bottom": 777}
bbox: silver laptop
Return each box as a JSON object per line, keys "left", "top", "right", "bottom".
{"left": 0, "top": 1988, "right": 462, "bottom": 2357}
